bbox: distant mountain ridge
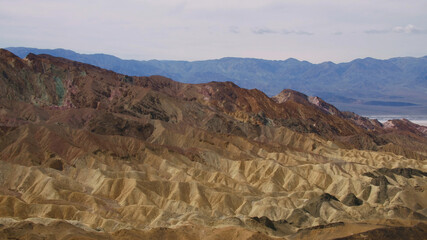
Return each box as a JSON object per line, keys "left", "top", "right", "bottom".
{"left": 6, "top": 47, "right": 427, "bottom": 115}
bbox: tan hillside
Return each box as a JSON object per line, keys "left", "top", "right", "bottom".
{"left": 0, "top": 49, "right": 426, "bottom": 239}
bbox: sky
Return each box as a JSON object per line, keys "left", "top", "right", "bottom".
{"left": 1, "top": 0, "right": 427, "bottom": 63}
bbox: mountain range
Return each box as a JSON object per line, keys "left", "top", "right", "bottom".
{"left": 7, "top": 47, "right": 427, "bottom": 116}
{"left": 0, "top": 49, "right": 426, "bottom": 239}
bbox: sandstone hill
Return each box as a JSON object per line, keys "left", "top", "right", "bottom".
{"left": 0, "top": 49, "right": 426, "bottom": 239}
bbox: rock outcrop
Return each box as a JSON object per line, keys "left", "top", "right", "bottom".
{"left": 0, "top": 49, "right": 426, "bottom": 239}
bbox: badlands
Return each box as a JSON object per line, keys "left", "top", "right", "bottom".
{"left": 0, "top": 49, "right": 426, "bottom": 239}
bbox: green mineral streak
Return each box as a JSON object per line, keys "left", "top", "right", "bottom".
{"left": 54, "top": 76, "right": 65, "bottom": 105}
{"left": 37, "top": 74, "right": 49, "bottom": 103}
{"left": 80, "top": 71, "right": 87, "bottom": 76}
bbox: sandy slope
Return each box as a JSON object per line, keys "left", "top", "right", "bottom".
{"left": 0, "top": 49, "right": 427, "bottom": 239}
{"left": 0, "top": 122, "right": 426, "bottom": 239}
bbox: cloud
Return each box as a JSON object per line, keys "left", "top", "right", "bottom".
{"left": 251, "top": 27, "right": 313, "bottom": 35}
{"left": 282, "top": 29, "right": 313, "bottom": 35}
{"left": 252, "top": 27, "right": 277, "bottom": 34}
{"left": 365, "top": 24, "right": 427, "bottom": 34}
{"left": 392, "top": 24, "right": 426, "bottom": 34}
{"left": 229, "top": 26, "right": 240, "bottom": 34}
{"left": 364, "top": 29, "right": 390, "bottom": 34}
{"left": 333, "top": 31, "right": 343, "bottom": 35}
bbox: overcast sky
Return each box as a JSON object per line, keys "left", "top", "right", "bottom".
{"left": 1, "top": 0, "right": 426, "bottom": 63}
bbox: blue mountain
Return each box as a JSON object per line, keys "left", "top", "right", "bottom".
{"left": 6, "top": 47, "right": 427, "bottom": 115}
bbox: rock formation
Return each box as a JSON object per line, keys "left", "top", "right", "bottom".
{"left": 0, "top": 49, "right": 426, "bottom": 239}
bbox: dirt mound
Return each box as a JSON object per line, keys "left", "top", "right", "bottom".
{"left": 334, "top": 222, "right": 427, "bottom": 240}
{"left": 341, "top": 193, "right": 363, "bottom": 206}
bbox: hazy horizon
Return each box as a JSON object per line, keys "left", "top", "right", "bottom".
{"left": 5, "top": 46, "right": 427, "bottom": 64}
{"left": 1, "top": 0, "right": 427, "bottom": 63}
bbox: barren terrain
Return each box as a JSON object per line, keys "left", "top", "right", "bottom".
{"left": 0, "top": 49, "right": 426, "bottom": 239}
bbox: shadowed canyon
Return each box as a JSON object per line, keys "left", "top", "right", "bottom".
{"left": 0, "top": 49, "right": 426, "bottom": 239}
